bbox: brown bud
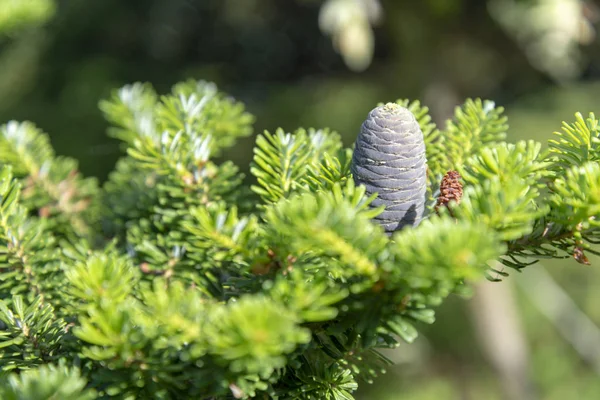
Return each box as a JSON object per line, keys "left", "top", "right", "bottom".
{"left": 140, "top": 262, "right": 151, "bottom": 273}
{"left": 573, "top": 246, "right": 590, "bottom": 265}
{"left": 435, "top": 170, "right": 463, "bottom": 214}
{"left": 573, "top": 222, "right": 591, "bottom": 265}
{"left": 38, "top": 206, "right": 52, "bottom": 218}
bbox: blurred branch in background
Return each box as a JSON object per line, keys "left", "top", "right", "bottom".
{"left": 0, "top": 33, "right": 46, "bottom": 111}
{"left": 0, "top": 0, "right": 54, "bottom": 111}
{"left": 0, "top": 0, "right": 55, "bottom": 36}
{"left": 318, "top": 0, "right": 382, "bottom": 72}
{"left": 469, "top": 277, "right": 538, "bottom": 400}
{"left": 317, "top": 0, "right": 599, "bottom": 80}
{"left": 488, "top": 0, "right": 598, "bottom": 82}
{"left": 517, "top": 265, "right": 600, "bottom": 375}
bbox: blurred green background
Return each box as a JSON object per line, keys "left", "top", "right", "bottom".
{"left": 2, "top": 0, "right": 600, "bottom": 399}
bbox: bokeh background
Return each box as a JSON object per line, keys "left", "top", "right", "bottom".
{"left": 2, "top": 0, "right": 600, "bottom": 399}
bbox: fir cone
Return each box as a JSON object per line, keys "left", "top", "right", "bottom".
{"left": 435, "top": 170, "right": 463, "bottom": 214}
{"left": 351, "top": 103, "right": 427, "bottom": 234}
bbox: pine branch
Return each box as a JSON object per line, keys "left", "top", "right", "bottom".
{"left": 442, "top": 98, "right": 508, "bottom": 170}
{"left": 251, "top": 127, "right": 342, "bottom": 204}
{"left": 100, "top": 80, "right": 254, "bottom": 157}
{"left": 0, "top": 122, "right": 98, "bottom": 241}
{"left": 160, "top": 79, "right": 254, "bottom": 155}
{"left": 99, "top": 82, "right": 254, "bottom": 290}
{"left": 302, "top": 148, "right": 353, "bottom": 192}
{"left": 0, "top": 360, "right": 95, "bottom": 400}
{"left": 0, "top": 166, "right": 63, "bottom": 306}
{"left": 0, "top": 296, "right": 68, "bottom": 372}
{"left": 506, "top": 161, "right": 600, "bottom": 267}
{"left": 181, "top": 204, "right": 260, "bottom": 267}
{"left": 264, "top": 182, "right": 387, "bottom": 280}
{"left": 548, "top": 112, "right": 600, "bottom": 171}
{"left": 99, "top": 82, "right": 159, "bottom": 146}
{"left": 4, "top": 80, "right": 600, "bottom": 399}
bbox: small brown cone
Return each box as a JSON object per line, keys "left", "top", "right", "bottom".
{"left": 435, "top": 170, "right": 463, "bottom": 215}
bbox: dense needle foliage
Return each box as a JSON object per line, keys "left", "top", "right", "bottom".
{"left": 0, "top": 79, "right": 598, "bottom": 399}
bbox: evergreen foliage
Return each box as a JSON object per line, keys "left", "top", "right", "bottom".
{"left": 0, "top": 78, "right": 598, "bottom": 399}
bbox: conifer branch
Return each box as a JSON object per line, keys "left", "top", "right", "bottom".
{"left": 0, "top": 82, "right": 599, "bottom": 399}
{"left": 0, "top": 167, "right": 62, "bottom": 306}
{"left": 0, "top": 122, "right": 98, "bottom": 240}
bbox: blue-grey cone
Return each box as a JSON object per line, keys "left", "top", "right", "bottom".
{"left": 351, "top": 103, "right": 427, "bottom": 234}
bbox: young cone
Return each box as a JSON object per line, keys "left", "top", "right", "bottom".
{"left": 351, "top": 103, "right": 427, "bottom": 234}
